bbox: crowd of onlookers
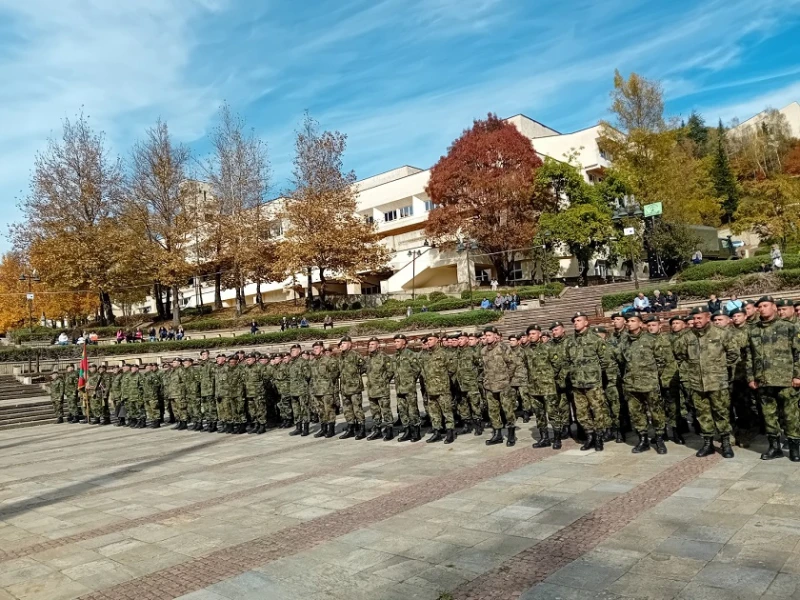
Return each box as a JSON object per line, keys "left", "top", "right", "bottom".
{"left": 480, "top": 292, "right": 522, "bottom": 311}
{"left": 631, "top": 289, "right": 680, "bottom": 313}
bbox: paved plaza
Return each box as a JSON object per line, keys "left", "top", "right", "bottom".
{"left": 2, "top": 422, "right": 800, "bottom": 600}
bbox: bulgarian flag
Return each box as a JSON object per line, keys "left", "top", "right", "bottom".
{"left": 77, "top": 343, "right": 89, "bottom": 390}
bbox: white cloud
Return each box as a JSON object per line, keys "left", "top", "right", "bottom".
{"left": 701, "top": 81, "right": 800, "bottom": 125}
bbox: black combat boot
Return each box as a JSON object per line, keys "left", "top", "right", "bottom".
{"left": 339, "top": 423, "right": 355, "bottom": 440}
{"left": 595, "top": 433, "right": 604, "bottom": 452}
{"left": 473, "top": 419, "right": 483, "bottom": 436}
{"left": 789, "top": 439, "right": 800, "bottom": 463}
{"left": 615, "top": 428, "right": 625, "bottom": 443}
{"left": 102, "top": 416, "right": 111, "bottom": 425}
{"left": 444, "top": 429, "right": 456, "bottom": 444}
{"left": 506, "top": 426, "right": 516, "bottom": 447}
{"left": 137, "top": 417, "right": 146, "bottom": 428}
{"left": 411, "top": 425, "right": 421, "bottom": 442}
{"left": 561, "top": 424, "right": 570, "bottom": 440}
{"left": 172, "top": 420, "right": 181, "bottom": 430}
{"left": 289, "top": 422, "right": 302, "bottom": 436}
{"left": 177, "top": 421, "right": 188, "bottom": 431}
{"left": 485, "top": 428, "right": 503, "bottom": 446}
{"left": 632, "top": 433, "right": 650, "bottom": 454}
{"left": 216, "top": 421, "right": 226, "bottom": 433}
{"left": 259, "top": 423, "right": 268, "bottom": 434}
{"left": 128, "top": 418, "right": 137, "bottom": 428}
{"left": 301, "top": 422, "right": 310, "bottom": 437}
{"left": 383, "top": 426, "right": 394, "bottom": 441}
{"left": 325, "top": 422, "right": 336, "bottom": 438}
{"left": 66, "top": 414, "right": 74, "bottom": 423}
{"left": 522, "top": 410, "right": 530, "bottom": 424}
{"left": 397, "top": 426, "right": 411, "bottom": 442}
{"left": 460, "top": 420, "right": 473, "bottom": 435}
{"left": 670, "top": 428, "right": 686, "bottom": 445}
{"left": 56, "top": 416, "right": 64, "bottom": 424}
{"left": 696, "top": 436, "right": 716, "bottom": 458}
{"left": 580, "top": 432, "right": 595, "bottom": 451}
{"left": 354, "top": 422, "right": 366, "bottom": 440}
{"left": 426, "top": 429, "right": 443, "bottom": 443}
{"left": 89, "top": 417, "right": 100, "bottom": 425}
{"left": 533, "top": 427, "right": 551, "bottom": 448}
{"left": 366, "top": 426, "right": 382, "bottom": 441}
{"left": 394, "top": 415, "right": 402, "bottom": 426}
{"left": 654, "top": 435, "right": 667, "bottom": 455}
{"left": 151, "top": 419, "right": 161, "bottom": 429}
{"left": 195, "top": 421, "right": 204, "bottom": 431}
{"left": 761, "top": 435, "right": 783, "bottom": 460}
{"left": 720, "top": 434, "right": 734, "bottom": 459}
{"left": 314, "top": 423, "right": 327, "bottom": 438}
{"left": 602, "top": 428, "right": 614, "bottom": 443}
{"left": 552, "top": 429, "right": 562, "bottom": 450}
{"left": 310, "top": 413, "right": 319, "bottom": 424}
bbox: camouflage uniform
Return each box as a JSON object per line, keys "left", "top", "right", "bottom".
{"left": 273, "top": 359, "right": 293, "bottom": 423}
{"left": 309, "top": 353, "right": 340, "bottom": 425}
{"left": 670, "top": 329, "right": 692, "bottom": 421}
{"left": 140, "top": 367, "right": 161, "bottom": 425}
{"left": 288, "top": 356, "right": 311, "bottom": 424}
{"left": 600, "top": 338, "right": 622, "bottom": 432}
{"left": 243, "top": 362, "right": 266, "bottom": 425}
{"left": 454, "top": 345, "right": 482, "bottom": 424}
{"left": 165, "top": 367, "right": 187, "bottom": 422}
{"left": 108, "top": 371, "right": 123, "bottom": 420}
{"left": 654, "top": 332, "right": 680, "bottom": 430}
{"left": 121, "top": 369, "right": 144, "bottom": 424}
{"left": 338, "top": 349, "right": 365, "bottom": 426}
{"left": 673, "top": 323, "right": 739, "bottom": 438}
{"left": 564, "top": 330, "right": 612, "bottom": 435}
{"left": 480, "top": 341, "right": 521, "bottom": 429}
{"left": 509, "top": 344, "right": 529, "bottom": 415}
{"left": 617, "top": 331, "right": 666, "bottom": 434}
{"left": 49, "top": 374, "right": 65, "bottom": 419}
{"left": 64, "top": 369, "right": 80, "bottom": 418}
{"left": 183, "top": 365, "right": 201, "bottom": 424}
{"left": 214, "top": 362, "right": 231, "bottom": 425}
{"left": 747, "top": 317, "right": 800, "bottom": 440}
{"left": 217, "top": 363, "right": 246, "bottom": 428}
{"left": 394, "top": 347, "right": 421, "bottom": 427}
{"left": 548, "top": 335, "right": 570, "bottom": 428}
{"left": 199, "top": 360, "right": 216, "bottom": 423}
{"left": 364, "top": 349, "right": 395, "bottom": 427}
{"left": 524, "top": 340, "right": 563, "bottom": 430}
{"left": 419, "top": 344, "right": 455, "bottom": 430}
{"left": 728, "top": 323, "right": 754, "bottom": 434}
{"left": 86, "top": 368, "right": 106, "bottom": 421}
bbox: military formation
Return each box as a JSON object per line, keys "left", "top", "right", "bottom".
{"left": 48, "top": 295, "right": 800, "bottom": 460}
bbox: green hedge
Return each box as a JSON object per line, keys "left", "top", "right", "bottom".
{"left": 7, "top": 326, "right": 59, "bottom": 344}
{"left": 0, "top": 311, "right": 500, "bottom": 363}
{"left": 460, "top": 283, "right": 565, "bottom": 301}
{"left": 754, "top": 245, "right": 800, "bottom": 257}
{"left": 678, "top": 256, "right": 800, "bottom": 281}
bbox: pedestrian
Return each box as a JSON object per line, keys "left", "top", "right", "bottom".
{"left": 250, "top": 321, "right": 259, "bottom": 335}
{"left": 490, "top": 278, "right": 498, "bottom": 292}
{"left": 771, "top": 244, "right": 784, "bottom": 270}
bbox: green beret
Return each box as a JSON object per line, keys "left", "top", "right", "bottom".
{"left": 312, "top": 341, "right": 324, "bottom": 348}
{"left": 668, "top": 315, "right": 684, "bottom": 324}
{"left": 549, "top": 321, "right": 564, "bottom": 330}
{"left": 610, "top": 312, "right": 621, "bottom": 319}
{"left": 571, "top": 312, "right": 589, "bottom": 322}
{"left": 507, "top": 333, "right": 519, "bottom": 340}
{"left": 625, "top": 312, "right": 643, "bottom": 321}
{"left": 644, "top": 315, "right": 659, "bottom": 323}
{"left": 483, "top": 326, "right": 499, "bottom": 334}
{"left": 526, "top": 324, "right": 541, "bottom": 333}
{"left": 756, "top": 295, "right": 776, "bottom": 307}
{"left": 393, "top": 334, "right": 407, "bottom": 341}
{"left": 592, "top": 326, "right": 608, "bottom": 334}
{"left": 339, "top": 336, "right": 352, "bottom": 343}
{"left": 690, "top": 306, "right": 711, "bottom": 315}
{"left": 728, "top": 308, "right": 743, "bottom": 317}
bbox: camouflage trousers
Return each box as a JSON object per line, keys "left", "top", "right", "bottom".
{"left": 530, "top": 394, "right": 562, "bottom": 429}
{"left": 573, "top": 387, "right": 610, "bottom": 433}
{"left": 187, "top": 395, "right": 201, "bottom": 423}
{"left": 89, "top": 394, "right": 106, "bottom": 420}
{"left": 556, "top": 387, "right": 570, "bottom": 426}
{"left": 760, "top": 386, "right": 800, "bottom": 439}
{"left": 144, "top": 396, "right": 160, "bottom": 422}
{"left": 51, "top": 396, "right": 63, "bottom": 418}
{"left": 730, "top": 380, "right": 756, "bottom": 431}
{"left": 170, "top": 396, "right": 188, "bottom": 422}
{"left": 486, "top": 389, "right": 517, "bottom": 429}
{"left": 314, "top": 394, "right": 336, "bottom": 423}
{"left": 605, "top": 382, "right": 621, "bottom": 429}
{"left": 662, "top": 377, "right": 682, "bottom": 429}
{"left": 340, "top": 392, "right": 364, "bottom": 424}
{"left": 368, "top": 396, "right": 392, "bottom": 427}
{"left": 291, "top": 394, "right": 310, "bottom": 424}
{"left": 226, "top": 396, "right": 246, "bottom": 425}
{"left": 202, "top": 395, "right": 217, "bottom": 421}
{"left": 691, "top": 389, "right": 731, "bottom": 437}
{"left": 127, "top": 398, "right": 143, "bottom": 420}
{"left": 66, "top": 392, "right": 81, "bottom": 417}
{"left": 247, "top": 396, "right": 268, "bottom": 425}
{"left": 457, "top": 387, "right": 482, "bottom": 422}
{"left": 427, "top": 392, "right": 454, "bottom": 430}
{"left": 625, "top": 389, "right": 666, "bottom": 433}
{"left": 396, "top": 392, "right": 421, "bottom": 426}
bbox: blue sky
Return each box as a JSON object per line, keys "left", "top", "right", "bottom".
{"left": 1, "top": 0, "right": 800, "bottom": 252}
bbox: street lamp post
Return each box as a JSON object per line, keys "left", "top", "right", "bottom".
{"left": 611, "top": 203, "right": 643, "bottom": 290}
{"left": 456, "top": 239, "right": 479, "bottom": 310}
{"left": 407, "top": 250, "right": 422, "bottom": 300}
{"left": 19, "top": 270, "right": 41, "bottom": 332}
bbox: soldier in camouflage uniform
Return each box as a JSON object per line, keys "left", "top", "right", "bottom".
{"left": 309, "top": 340, "right": 339, "bottom": 439}
{"left": 364, "top": 337, "right": 395, "bottom": 440}
{"left": 608, "top": 312, "right": 629, "bottom": 437}
{"left": 260, "top": 354, "right": 278, "bottom": 426}
{"left": 49, "top": 371, "right": 65, "bottom": 423}
{"left": 468, "top": 333, "right": 486, "bottom": 420}
{"left": 548, "top": 321, "right": 570, "bottom": 439}
{"left": 455, "top": 332, "right": 483, "bottom": 435}
{"left": 393, "top": 334, "right": 422, "bottom": 442}
{"left": 164, "top": 358, "right": 187, "bottom": 431}
{"left": 140, "top": 363, "right": 161, "bottom": 428}
{"left": 158, "top": 363, "right": 171, "bottom": 423}
{"left": 198, "top": 351, "right": 216, "bottom": 432}
{"left": 337, "top": 336, "right": 366, "bottom": 440}
{"left": 591, "top": 326, "right": 623, "bottom": 443}
{"left": 507, "top": 333, "right": 529, "bottom": 424}
{"left": 272, "top": 354, "right": 292, "bottom": 428}
{"left": 419, "top": 333, "right": 456, "bottom": 444}
{"left": 242, "top": 354, "right": 266, "bottom": 434}
{"left": 481, "top": 326, "right": 522, "bottom": 447}
{"left": 617, "top": 313, "right": 668, "bottom": 454}
{"left": 674, "top": 306, "right": 739, "bottom": 458}
{"left": 645, "top": 316, "right": 684, "bottom": 445}
{"left": 123, "top": 364, "right": 145, "bottom": 429}
{"left": 727, "top": 308, "right": 754, "bottom": 447}
{"left": 778, "top": 298, "right": 797, "bottom": 323}
{"left": 525, "top": 325, "right": 563, "bottom": 449}
{"left": 181, "top": 358, "right": 202, "bottom": 430}
{"left": 564, "top": 313, "right": 612, "bottom": 452}
{"left": 288, "top": 344, "right": 311, "bottom": 437}
{"left": 669, "top": 316, "right": 692, "bottom": 434}
{"left": 85, "top": 364, "right": 107, "bottom": 425}
{"left": 64, "top": 364, "right": 81, "bottom": 423}
{"left": 107, "top": 366, "right": 122, "bottom": 425}
{"left": 747, "top": 296, "right": 800, "bottom": 461}
{"left": 217, "top": 355, "right": 247, "bottom": 434}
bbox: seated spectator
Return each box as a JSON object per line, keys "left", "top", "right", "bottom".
{"left": 57, "top": 332, "right": 69, "bottom": 346}
{"left": 76, "top": 335, "right": 86, "bottom": 345}
{"left": 691, "top": 249, "right": 703, "bottom": 264}
{"left": 280, "top": 317, "right": 287, "bottom": 332}
{"left": 299, "top": 317, "right": 309, "bottom": 328}
{"left": 406, "top": 306, "right": 413, "bottom": 317}
{"left": 125, "top": 330, "right": 134, "bottom": 343}
{"left": 421, "top": 305, "right": 428, "bottom": 313}
{"left": 167, "top": 326, "right": 175, "bottom": 341}
{"left": 480, "top": 298, "right": 491, "bottom": 310}
{"left": 115, "top": 329, "right": 125, "bottom": 344}
{"left": 494, "top": 294, "right": 504, "bottom": 311}
{"left": 772, "top": 244, "right": 783, "bottom": 270}
{"left": 707, "top": 294, "right": 722, "bottom": 313}
{"left": 159, "top": 326, "right": 168, "bottom": 341}
{"left": 148, "top": 327, "right": 156, "bottom": 342}
{"left": 134, "top": 328, "right": 143, "bottom": 342}
{"left": 651, "top": 290, "right": 667, "bottom": 312}
{"left": 250, "top": 320, "right": 259, "bottom": 335}
{"left": 88, "top": 331, "right": 99, "bottom": 345}
{"left": 176, "top": 326, "right": 185, "bottom": 340}
{"left": 633, "top": 292, "right": 651, "bottom": 313}
{"left": 760, "top": 262, "right": 772, "bottom": 273}
{"left": 323, "top": 315, "right": 334, "bottom": 330}
{"left": 725, "top": 294, "right": 743, "bottom": 314}
{"left": 664, "top": 290, "right": 678, "bottom": 310}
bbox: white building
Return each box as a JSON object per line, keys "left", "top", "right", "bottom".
{"left": 730, "top": 101, "right": 800, "bottom": 139}
{"left": 128, "top": 115, "right": 622, "bottom": 314}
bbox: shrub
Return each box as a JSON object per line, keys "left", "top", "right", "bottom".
{"left": 678, "top": 255, "right": 800, "bottom": 281}
{"left": 460, "top": 290, "right": 472, "bottom": 300}
{"left": 350, "top": 301, "right": 362, "bottom": 310}
{"left": 182, "top": 306, "right": 213, "bottom": 317}
{"left": 7, "top": 326, "right": 58, "bottom": 344}
{"left": 428, "top": 291, "right": 448, "bottom": 302}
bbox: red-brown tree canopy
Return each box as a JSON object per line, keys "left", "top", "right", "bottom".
{"left": 425, "top": 114, "right": 549, "bottom": 283}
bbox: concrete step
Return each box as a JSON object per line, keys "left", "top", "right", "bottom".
{"left": 0, "top": 413, "right": 59, "bottom": 427}
{"left": 0, "top": 407, "right": 56, "bottom": 421}
{"left": 0, "top": 418, "right": 57, "bottom": 431}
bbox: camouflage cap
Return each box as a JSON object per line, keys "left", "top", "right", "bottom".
{"left": 393, "top": 334, "right": 407, "bottom": 340}
{"left": 756, "top": 295, "right": 776, "bottom": 307}
{"left": 571, "top": 311, "right": 589, "bottom": 322}
{"left": 690, "top": 306, "right": 711, "bottom": 315}
{"left": 526, "top": 324, "right": 541, "bottom": 333}
{"left": 549, "top": 321, "right": 564, "bottom": 330}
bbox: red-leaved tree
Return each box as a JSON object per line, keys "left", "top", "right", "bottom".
{"left": 425, "top": 114, "right": 550, "bottom": 284}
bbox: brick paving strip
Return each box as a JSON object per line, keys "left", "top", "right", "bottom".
{"left": 0, "top": 434, "right": 431, "bottom": 562}
{"left": 451, "top": 453, "right": 723, "bottom": 600}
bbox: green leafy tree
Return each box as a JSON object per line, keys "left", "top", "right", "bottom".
{"left": 685, "top": 111, "right": 710, "bottom": 157}
{"left": 710, "top": 120, "right": 739, "bottom": 223}
{"left": 734, "top": 175, "right": 800, "bottom": 249}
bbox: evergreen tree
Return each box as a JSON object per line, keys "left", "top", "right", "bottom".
{"left": 686, "top": 111, "right": 709, "bottom": 156}
{"left": 711, "top": 119, "right": 739, "bottom": 223}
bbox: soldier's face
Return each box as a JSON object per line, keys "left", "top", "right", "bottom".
{"left": 796, "top": 306, "right": 800, "bottom": 319}
{"left": 368, "top": 341, "right": 378, "bottom": 352}
{"left": 468, "top": 337, "right": 478, "bottom": 346}
{"left": 216, "top": 357, "right": 225, "bottom": 365}
{"left": 693, "top": 313, "right": 711, "bottom": 328}
{"left": 228, "top": 360, "right": 237, "bottom": 368}
{"left": 529, "top": 331, "right": 541, "bottom": 343}
{"left": 508, "top": 338, "right": 518, "bottom": 347}
{"left": 551, "top": 325, "right": 564, "bottom": 338}
{"left": 713, "top": 316, "right": 730, "bottom": 328}
{"left": 573, "top": 316, "right": 588, "bottom": 332}
{"left": 458, "top": 337, "right": 467, "bottom": 347}
{"left": 340, "top": 341, "right": 351, "bottom": 352}
{"left": 671, "top": 320, "right": 685, "bottom": 333}
{"left": 612, "top": 317, "right": 626, "bottom": 331}
{"left": 647, "top": 322, "right": 660, "bottom": 334}
{"left": 745, "top": 304, "right": 756, "bottom": 318}
{"left": 394, "top": 339, "right": 405, "bottom": 351}
{"left": 627, "top": 318, "right": 642, "bottom": 334}
{"left": 520, "top": 335, "right": 528, "bottom": 345}
{"left": 732, "top": 313, "right": 746, "bottom": 326}
{"left": 201, "top": 352, "right": 209, "bottom": 360}
{"left": 290, "top": 348, "right": 300, "bottom": 358}
{"left": 779, "top": 306, "right": 794, "bottom": 319}
{"left": 426, "top": 337, "right": 438, "bottom": 348}
{"left": 312, "top": 346, "right": 322, "bottom": 356}
{"left": 759, "top": 302, "right": 777, "bottom": 320}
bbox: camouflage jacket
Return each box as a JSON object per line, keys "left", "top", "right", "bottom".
{"left": 183, "top": 367, "right": 200, "bottom": 399}
{"left": 216, "top": 365, "right": 246, "bottom": 399}
{"left": 272, "top": 363, "right": 290, "bottom": 397}
{"left": 242, "top": 364, "right": 264, "bottom": 398}
{"left": 617, "top": 331, "right": 663, "bottom": 393}
{"left": 140, "top": 371, "right": 161, "bottom": 402}
{"left": 481, "top": 341, "right": 522, "bottom": 393}
{"left": 198, "top": 361, "right": 215, "bottom": 397}
{"left": 673, "top": 323, "right": 738, "bottom": 392}
{"left": 564, "top": 330, "right": 611, "bottom": 390}
{"left": 670, "top": 331, "right": 690, "bottom": 385}
{"left": 287, "top": 357, "right": 310, "bottom": 397}
{"left": 108, "top": 372, "right": 123, "bottom": 402}
{"left": 164, "top": 369, "right": 185, "bottom": 400}
{"left": 64, "top": 371, "right": 79, "bottom": 397}
{"left": 508, "top": 346, "right": 529, "bottom": 388}
{"left": 49, "top": 377, "right": 64, "bottom": 402}
{"left": 85, "top": 372, "right": 104, "bottom": 398}
{"left": 364, "top": 350, "right": 394, "bottom": 398}
{"left": 121, "top": 372, "right": 143, "bottom": 402}
{"left": 728, "top": 324, "right": 750, "bottom": 382}
{"left": 455, "top": 346, "right": 481, "bottom": 391}
{"left": 548, "top": 335, "right": 569, "bottom": 388}
{"left": 747, "top": 317, "right": 800, "bottom": 387}
{"left": 338, "top": 350, "right": 365, "bottom": 395}
{"left": 419, "top": 346, "right": 454, "bottom": 396}
{"left": 653, "top": 333, "right": 677, "bottom": 386}
{"left": 393, "top": 348, "right": 420, "bottom": 395}
{"left": 523, "top": 342, "right": 558, "bottom": 396}
{"left": 309, "top": 355, "right": 339, "bottom": 396}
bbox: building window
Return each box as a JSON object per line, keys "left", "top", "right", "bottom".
{"left": 268, "top": 223, "right": 283, "bottom": 238}
{"left": 509, "top": 261, "right": 523, "bottom": 281}
{"left": 384, "top": 209, "right": 397, "bottom": 222}
{"left": 362, "top": 284, "right": 379, "bottom": 295}
{"left": 424, "top": 200, "right": 437, "bottom": 212}
{"left": 599, "top": 148, "right": 609, "bottom": 160}
{"left": 140, "top": 306, "right": 151, "bottom": 314}
{"left": 365, "top": 215, "right": 374, "bottom": 224}
{"left": 399, "top": 205, "right": 413, "bottom": 218}
{"left": 475, "top": 267, "right": 491, "bottom": 283}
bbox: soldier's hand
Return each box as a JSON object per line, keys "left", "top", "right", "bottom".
{"left": 792, "top": 378, "right": 800, "bottom": 389}
{"left": 748, "top": 381, "right": 758, "bottom": 390}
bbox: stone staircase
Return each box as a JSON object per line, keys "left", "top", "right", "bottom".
{"left": 0, "top": 376, "right": 55, "bottom": 431}
{"left": 499, "top": 281, "right": 644, "bottom": 335}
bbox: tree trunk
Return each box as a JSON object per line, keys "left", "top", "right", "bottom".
{"left": 172, "top": 284, "right": 181, "bottom": 326}
{"left": 164, "top": 286, "right": 172, "bottom": 319}
{"left": 318, "top": 267, "right": 326, "bottom": 306}
{"left": 101, "top": 290, "right": 115, "bottom": 325}
{"left": 234, "top": 272, "right": 243, "bottom": 317}
{"left": 490, "top": 256, "right": 508, "bottom": 285}
{"left": 98, "top": 292, "right": 107, "bottom": 326}
{"left": 154, "top": 281, "right": 165, "bottom": 320}
{"left": 306, "top": 268, "right": 314, "bottom": 311}
{"left": 255, "top": 280, "right": 263, "bottom": 308}
{"left": 214, "top": 272, "right": 223, "bottom": 310}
